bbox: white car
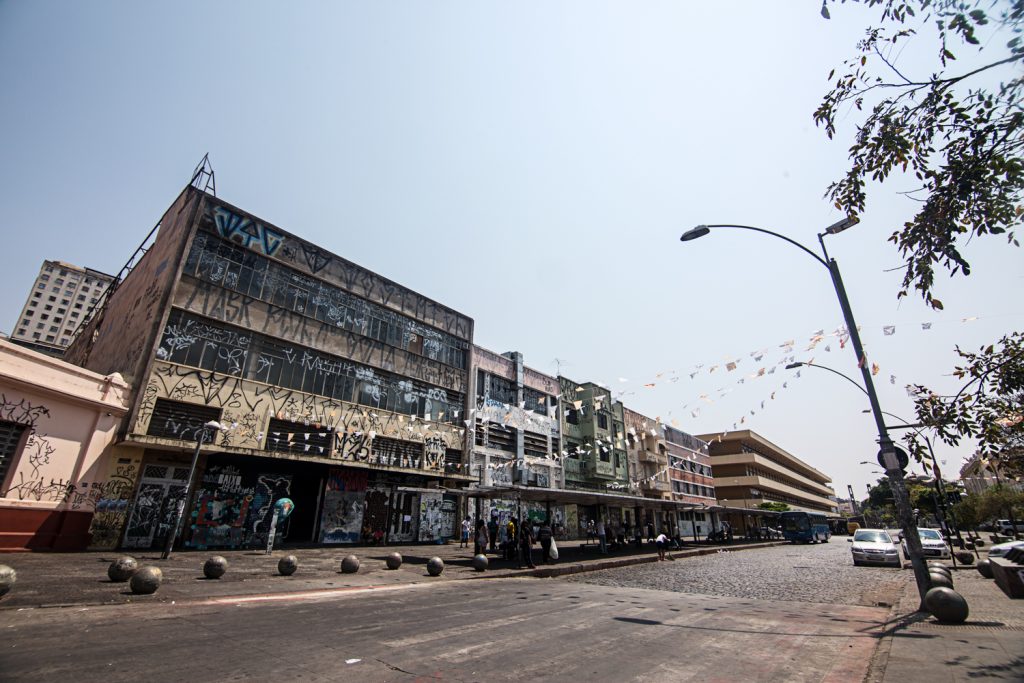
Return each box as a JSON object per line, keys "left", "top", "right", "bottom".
{"left": 900, "top": 528, "right": 951, "bottom": 560}
{"left": 987, "top": 540, "right": 1024, "bottom": 558}
{"left": 849, "top": 528, "right": 901, "bottom": 567}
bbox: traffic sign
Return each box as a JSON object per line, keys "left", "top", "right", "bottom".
{"left": 877, "top": 445, "right": 909, "bottom": 472}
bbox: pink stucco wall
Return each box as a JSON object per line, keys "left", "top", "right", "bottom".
{"left": 0, "top": 339, "right": 131, "bottom": 550}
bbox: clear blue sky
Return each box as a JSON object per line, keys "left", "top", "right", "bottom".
{"left": 1, "top": 1, "right": 1020, "bottom": 500}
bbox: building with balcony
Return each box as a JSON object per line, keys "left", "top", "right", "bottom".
{"left": 64, "top": 186, "right": 474, "bottom": 550}
{"left": 623, "top": 408, "right": 671, "bottom": 502}
{"left": 7, "top": 260, "right": 114, "bottom": 357}
{"left": 697, "top": 430, "right": 837, "bottom": 515}
{"left": 559, "top": 377, "right": 627, "bottom": 493}
{"left": 959, "top": 453, "right": 1024, "bottom": 495}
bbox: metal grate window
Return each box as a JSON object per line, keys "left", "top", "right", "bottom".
{"left": 0, "top": 421, "right": 28, "bottom": 487}
{"left": 266, "top": 418, "right": 333, "bottom": 456}
{"left": 146, "top": 398, "right": 222, "bottom": 441}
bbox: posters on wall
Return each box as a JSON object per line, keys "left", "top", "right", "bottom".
{"left": 188, "top": 463, "right": 292, "bottom": 549}
{"left": 319, "top": 468, "right": 368, "bottom": 544}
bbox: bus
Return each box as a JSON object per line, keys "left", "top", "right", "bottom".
{"left": 780, "top": 511, "right": 831, "bottom": 544}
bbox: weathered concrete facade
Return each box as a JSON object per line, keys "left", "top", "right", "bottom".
{"left": 0, "top": 340, "right": 130, "bottom": 550}
{"left": 64, "top": 187, "right": 474, "bottom": 550}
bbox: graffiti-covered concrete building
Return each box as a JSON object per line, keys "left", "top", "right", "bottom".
{"left": 470, "top": 347, "right": 561, "bottom": 525}
{"left": 64, "top": 186, "right": 474, "bottom": 551}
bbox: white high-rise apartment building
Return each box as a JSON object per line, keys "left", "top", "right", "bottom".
{"left": 9, "top": 260, "right": 114, "bottom": 355}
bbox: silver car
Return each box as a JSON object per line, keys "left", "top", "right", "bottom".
{"left": 849, "top": 528, "right": 901, "bottom": 567}
{"left": 988, "top": 540, "right": 1024, "bottom": 558}
{"left": 901, "top": 528, "right": 951, "bottom": 560}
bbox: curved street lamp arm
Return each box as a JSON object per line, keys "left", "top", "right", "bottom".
{"left": 797, "top": 362, "right": 870, "bottom": 398}
{"left": 701, "top": 224, "right": 830, "bottom": 269}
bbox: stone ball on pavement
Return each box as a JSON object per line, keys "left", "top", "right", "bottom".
{"left": 0, "top": 564, "right": 16, "bottom": 598}
{"left": 928, "top": 570, "right": 954, "bottom": 589}
{"left": 976, "top": 558, "right": 994, "bottom": 579}
{"left": 385, "top": 552, "right": 403, "bottom": 570}
{"left": 926, "top": 561, "right": 949, "bottom": 571}
{"left": 426, "top": 557, "right": 444, "bottom": 576}
{"left": 129, "top": 566, "right": 163, "bottom": 595}
{"left": 924, "top": 586, "right": 969, "bottom": 624}
{"left": 278, "top": 555, "right": 298, "bottom": 576}
{"left": 472, "top": 554, "right": 489, "bottom": 572}
{"left": 954, "top": 551, "right": 974, "bottom": 565}
{"left": 203, "top": 556, "right": 228, "bottom": 579}
{"left": 341, "top": 555, "right": 361, "bottom": 574}
{"left": 107, "top": 556, "right": 138, "bottom": 583}
{"left": 973, "top": 539, "right": 985, "bottom": 548}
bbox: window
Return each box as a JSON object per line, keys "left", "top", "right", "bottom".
{"left": 49, "top": 326, "right": 58, "bottom": 333}
{"left": 53, "top": 317, "right": 62, "bottom": 324}
{"left": 37, "top": 283, "right": 45, "bottom": 290}
{"left": 32, "top": 332, "right": 40, "bottom": 339}
{"left": 566, "top": 408, "right": 579, "bottom": 425}
{"left": 45, "top": 335, "right": 54, "bottom": 342}
{"left": 30, "top": 295, "right": 39, "bottom": 301}
{"left": 77, "top": 295, "right": 86, "bottom": 302}
{"left": 17, "top": 328, "right": 26, "bottom": 336}
{"left": 60, "top": 299, "right": 69, "bottom": 306}
{"left": 20, "top": 319, "right": 29, "bottom": 326}
{"left": 73, "top": 303, "right": 82, "bottom": 310}
{"left": 597, "top": 413, "right": 608, "bottom": 430}
{"left": 40, "top": 314, "right": 48, "bottom": 321}
{"left": 44, "top": 265, "right": 52, "bottom": 272}
{"left": 48, "top": 296, "right": 56, "bottom": 302}
{"left": 0, "top": 420, "right": 29, "bottom": 486}
{"left": 55, "top": 278, "right": 64, "bottom": 286}
{"left": 57, "top": 308, "right": 65, "bottom": 314}
{"left": 70, "top": 311, "right": 79, "bottom": 318}
{"left": 35, "top": 323, "right": 43, "bottom": 329}
{"left": 40, "top": 275, "right": 49, "bottom": 282}
{"left": 44, "top": 305, "right": 52, "bottom": 311}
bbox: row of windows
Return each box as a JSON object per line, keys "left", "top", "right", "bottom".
{"left": 669, "top": 456, "right": 713, "bottom": 477}
{"left": 671, "top": 480, "right": 714, "bottom": 497}
{"left": 159, "top": 310, "right": 464, "bottom": 424}
{"left": 183, "top": 231, "right": 469, "bottom": 370}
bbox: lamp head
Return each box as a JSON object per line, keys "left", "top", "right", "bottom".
{"left": 680, "top": 225, "right": 711, "bottom": 242}
{"left": 785, "top": 362, "right": 804, "bottom": 370}
{"left": 823, "top": 216, "right": 860, "bottom": 235}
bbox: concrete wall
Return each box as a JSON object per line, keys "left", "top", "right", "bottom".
{"left": 0, "top": 340, "right": 131, "bottom": 550}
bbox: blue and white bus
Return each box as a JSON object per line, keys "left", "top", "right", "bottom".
{"left": 780, "top": 511, "right": 831, "bottom": 544}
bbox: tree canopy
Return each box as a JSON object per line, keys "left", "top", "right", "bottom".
{"left": 818, "top": 1, "right": 1024, "bottom": 476}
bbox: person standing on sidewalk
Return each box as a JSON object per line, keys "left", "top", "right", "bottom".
{"left": 597, "top": 518, "right": 608, "bottom": 554}
{"left": 538, "top": 519, "right": 554, "bottom": 563}
{"left": 461, "top": 516, "right": 472, "bottom": 548}
{"left": 518, "top": 518, "right": 536, "bottom": 569}
{"left": 477, "top": 520, "right": 488, "bottom": 555}
{"left": 505, "top": 517, "right": 517, "bottom": 560}
{"left": 487, "top": 515, "right": 499, "bottom": 552}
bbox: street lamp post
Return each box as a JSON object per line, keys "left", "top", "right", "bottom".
{"left": 681, "top": 218, "right": 932, "bottom": 608}
{"left": 161, "top": 420, "right": 223, "bottom": 560}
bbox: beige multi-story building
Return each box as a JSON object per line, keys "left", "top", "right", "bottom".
{"left": 9, "top": 260, "right": 114, "bottom": 356}
{"left": 697, "top": 429, "right": 837, "bottom": 515}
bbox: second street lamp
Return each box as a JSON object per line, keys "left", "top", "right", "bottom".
{"left": 681, "top": 219, "right": 932, "bottom": 608}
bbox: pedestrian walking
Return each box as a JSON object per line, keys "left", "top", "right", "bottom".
{"left": 488, "top": 515, "right": 499, "bottom": 552}
{"left": 586, "top": 519, "right": 595, "bottom": 545}
{"left": 538, "top": 519, "right": 554, "bottom": 563}
{"left": 518, "top": 518, "right": 536, "bottom": 569}
{"left": 461, "top": 516, "right": 472, "bottom": 548}
{"left": 655, "top": 532, "right": 668, "bottom": 561}
{"left": 596, "top": 518, "right": 608, "bottom": 554}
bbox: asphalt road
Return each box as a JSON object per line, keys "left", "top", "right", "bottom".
{"left": 0, "top": 542, "right": 897, "bottom": 683}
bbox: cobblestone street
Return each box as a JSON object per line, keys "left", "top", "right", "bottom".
{"left": 566, "top": 539, "right": 910, "bottom": 607}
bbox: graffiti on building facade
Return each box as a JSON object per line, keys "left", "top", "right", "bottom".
{"left": 212, "top": 206, "right": 285, "bottom": 257}
{"left": 319, "top": 468, "right": 368, "bottom": 544}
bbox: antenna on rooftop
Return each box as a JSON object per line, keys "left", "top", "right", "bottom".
{"left": 552, "top": 358, "right": 569, "bottom": 377}
{"left": 190, "top": 153, "right": 216, "bottom": 196}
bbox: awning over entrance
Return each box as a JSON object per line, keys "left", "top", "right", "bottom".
{"left": 465, "top": 484, "right": 711, "bottom": 513}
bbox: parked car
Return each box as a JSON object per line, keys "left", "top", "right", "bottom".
{"left": 849, "top": 528, "right": 901, "bottom": 567}
{"left": 899, "top": 528, "right": 951, "bottom": 560}
{"left": 996, "top": 519, "right": 1024, "bottom": 535}
{"left": 987, "top": 540, "right": 1024, "bottom": 558}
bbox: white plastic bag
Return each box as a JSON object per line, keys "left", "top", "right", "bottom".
{"left": 549, "top": 537, "right": 559, "bottom": 560}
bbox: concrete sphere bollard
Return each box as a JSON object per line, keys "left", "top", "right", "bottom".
{"left": 926, "top": 560, "right": 948, "bottom": 571}
{"left": 129, "top": 566, "right": 163, "bottom": 595}
{"left": 925, "top": 586, "right": 969, "bottom": 624}
{"left": 385, "top": 552, "right": 403, "bottom": 570}
{"left": 973, "top": 539, "right": 985, "bottom": 548}
{"left": 928, "top": 564, "right": 952, "bottom": 578}
{"left": 0, "top": 564, "right": 16, "bottom": 598}
{"left": 203, "top": 556, "right": 228, "bottom": 579}
{"left": 341, "top": 555, "right": 361, "bottom": 574}
{"left": 426, "top": 557, "right": 444, "bottom": 577}
{"left": 107, "top": 556, "right": 139, "bottom": 583}
{"left": 955, "top": 551, "right": 974, "bottom": 565}
{"left": 976, "top": 558, "right": 994, "bottom": 579}
{"left": 472, "top": 554, "right": 489, "bottom": 572}
{"left": 278, "top": 555, "right": 298, "bottom": 576}
{"left": 928, "top": 570, "right": 954, "bottom": 589}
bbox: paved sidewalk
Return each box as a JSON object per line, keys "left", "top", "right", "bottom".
{"left": 0, "top": 538, "right": 783, "bottom": 610}
{"left": 871, "top": 561, "right": 1024, "bottom": 682}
